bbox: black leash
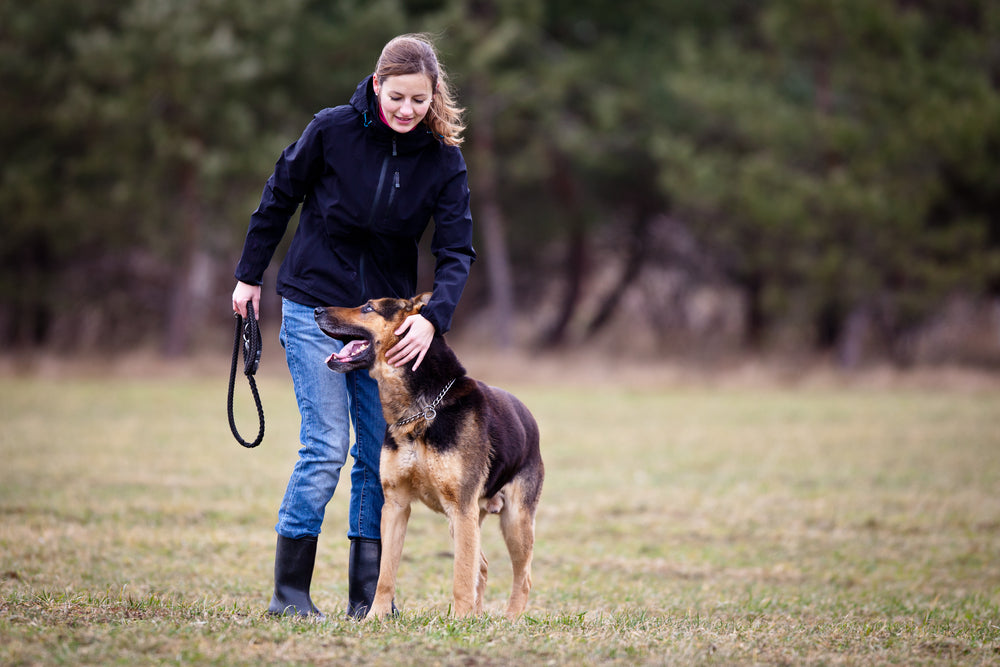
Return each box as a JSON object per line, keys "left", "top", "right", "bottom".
{"left": 227, "top": 301, "right": 265, "bottom": 448}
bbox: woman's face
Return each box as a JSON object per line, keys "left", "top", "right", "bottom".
{"left": 373, "top": 72, "right": 433, "bottom": 134}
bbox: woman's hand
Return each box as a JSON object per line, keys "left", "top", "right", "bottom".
{"left": 386, "top": 314, "right": 435, "bottom": 370}
{"left": 232, "top": 281, "right": 261, "bottom": 319}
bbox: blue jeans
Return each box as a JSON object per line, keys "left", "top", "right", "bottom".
{"left": 276, "top": 298, "right": 386, "bottom": 541}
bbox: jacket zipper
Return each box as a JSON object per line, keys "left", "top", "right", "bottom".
{"left": 359, "top": 254, "right": 367, "bottom": 299}
{"left": 365, "top": 138, "right": 397, "bottom": 228}
{"left": 387, "top": 169, "right": 399, "bottom": 212}
{"left": 361, "top": 138, "right": 397, "bottom": 298}
{"left": 386, "top": 138, "right": 399, "bottom": 219}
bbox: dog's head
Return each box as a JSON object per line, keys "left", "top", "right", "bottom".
{"left": 314, "top": 293, "right": 431, "bottom": 373}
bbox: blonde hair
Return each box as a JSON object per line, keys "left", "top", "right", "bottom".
{"left": 375, "top": 34, "right": 465, "bottom": 146}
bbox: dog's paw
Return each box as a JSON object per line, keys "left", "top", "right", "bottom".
{"left": 368, "top": 600, "right": 394, "bottom": 621}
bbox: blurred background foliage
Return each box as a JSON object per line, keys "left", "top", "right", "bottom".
{"left": 1, "top": 0, "right": 998, "bottom": 366}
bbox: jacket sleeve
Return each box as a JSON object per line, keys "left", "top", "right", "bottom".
{"left": 423, "top": 148, "right": 477, "bottom": 334}
{"left": 234, "top": 114, "right": 327, "bottom": 285}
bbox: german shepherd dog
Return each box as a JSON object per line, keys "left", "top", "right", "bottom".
{"left": 314, "top": 294, "right": 544, "bottom": 620}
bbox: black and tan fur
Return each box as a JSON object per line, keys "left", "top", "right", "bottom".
{"left": 314, "top": 294, "right": 544, "bottom": 620}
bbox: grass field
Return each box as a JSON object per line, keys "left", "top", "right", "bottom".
{"left": 1, "top": 357, "right": 999, "bottom": 665}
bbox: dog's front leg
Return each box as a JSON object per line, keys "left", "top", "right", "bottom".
{"left": 370, "top": 486, "right": 411, "bottom": 620}
{"left": 450, "top": 505, "right": 481, "bottom": 617}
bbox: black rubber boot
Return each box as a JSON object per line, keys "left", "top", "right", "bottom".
{"left": 267, "top": 534, "right": 325, "bottom": 619}
{"left": 346, "top": 538, "right": 396, "bottom": 619}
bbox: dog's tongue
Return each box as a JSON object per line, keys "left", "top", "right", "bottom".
{"left": 329, "top": 339, "right": 369, "bottom": 363}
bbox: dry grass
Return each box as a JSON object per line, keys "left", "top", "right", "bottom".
{"left": 1, "top": 356, "right": 999, "bottom": 665}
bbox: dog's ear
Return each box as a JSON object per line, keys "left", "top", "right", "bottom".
{"left": 413, "top": 292, "right": 432, "bottom": 311}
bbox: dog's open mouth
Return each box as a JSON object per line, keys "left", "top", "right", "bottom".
{"left": 314, "top": 307, "right": 376, "bottom": 372}
{"left": 328, "top": 338, "right": 370, "bottom": 365}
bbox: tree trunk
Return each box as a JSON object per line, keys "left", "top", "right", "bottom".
{"left": 163, "top": 161, "right": 204, "bottom": 357}
{"left": 584, "top": 212, "right": 651, "bottom": 339}
{"left": 538, "top": 149, "right": 586, "bottom": 349}
{"left": 743, "top": 273, "right": 766, "bottom": 350}
{"left": 836, "top": 304, "right": 870, "bottom": 369}
{"left": 469, "top": 80, "right": 514, "bottom": 348}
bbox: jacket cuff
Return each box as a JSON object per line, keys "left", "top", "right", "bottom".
{"left": 421, "top": 304, "right": 449, "bottom": 335}
{"left": 234, "top": 267, "right": 264, "bottom": 287}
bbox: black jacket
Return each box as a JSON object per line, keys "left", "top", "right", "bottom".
{"left": 235, "top": 76, "right": 476, "bottom": 333}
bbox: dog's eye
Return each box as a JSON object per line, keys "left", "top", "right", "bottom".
{"left": 361, "top": 303, "right": 374, "bottom": 314}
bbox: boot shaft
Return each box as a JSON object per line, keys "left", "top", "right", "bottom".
{"left": 269, "top": 534, "right": 323, "bottom": 618}
{"left": 347, "top": 537, "right": 382, "bottom": 619}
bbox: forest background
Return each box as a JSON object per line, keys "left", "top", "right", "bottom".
{"left": 3, "top": 0, "right": 999, "bottom": 369}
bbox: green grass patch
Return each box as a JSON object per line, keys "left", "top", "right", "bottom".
{"left": 2, "top": 372, "right": 999, "bottom": 664}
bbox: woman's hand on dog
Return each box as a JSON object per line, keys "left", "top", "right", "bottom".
{"left": 388, "top": 314, "right": 435, "bottom": 370}
{"left": 232, "top": 281, "right": 261, "bottom": 319}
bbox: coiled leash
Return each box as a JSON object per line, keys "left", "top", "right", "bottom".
{"left": 227, "top": 301, "right": 265, "bottom": 448}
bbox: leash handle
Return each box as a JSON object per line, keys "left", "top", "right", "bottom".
{"left": 241, "top": 301, "right": 262, "bottom": 376}
{"left": 228, "top": 301, "right": 265, "bottom": 448}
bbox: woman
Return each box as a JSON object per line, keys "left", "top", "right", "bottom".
{"left": 232, "top": 34, "right": 475, "bottom": 619}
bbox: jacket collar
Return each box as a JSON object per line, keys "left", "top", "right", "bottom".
{"left": 350, "top": 75, "right": 438, "bottom": 154}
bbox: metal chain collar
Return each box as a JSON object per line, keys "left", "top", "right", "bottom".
{"left": 393, "top": 378, "right": 457, "bottom": 427}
